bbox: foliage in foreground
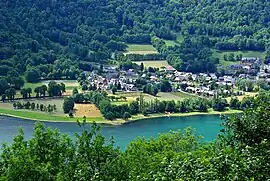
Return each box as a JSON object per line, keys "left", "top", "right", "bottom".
{"left": 0, "top": 101, "right": 269, "bottom": 180}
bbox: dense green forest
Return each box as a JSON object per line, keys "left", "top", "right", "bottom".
{"left": 0, "top": 94, "right": 269, "bottom": 180}
{"left": 0, "top": 0, "right": 270, "bottom": 91}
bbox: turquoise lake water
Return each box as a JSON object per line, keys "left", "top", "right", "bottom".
{"left": 0, "top": 115, "right": 224, "bottom": 149}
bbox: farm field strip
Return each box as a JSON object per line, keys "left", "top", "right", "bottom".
{"left": 124, "top": 44, "right": 158, "bottom": 55}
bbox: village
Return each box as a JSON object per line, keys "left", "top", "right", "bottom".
{"left": 82, "top": 56, "right": 270, "bottom": 99}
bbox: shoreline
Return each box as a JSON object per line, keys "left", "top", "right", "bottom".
{"left": 124, "top": 110, "right": 242, "bottom": 124}
{"left": 0, "top": 108, "right": 242, "bottom": 125}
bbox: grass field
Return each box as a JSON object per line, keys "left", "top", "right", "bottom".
{"left": 0, "top": 98, "right": 65, "bottom": 116}
{"left": 41, "top": 80, "right": 79, "bottom": 87}
{"left": 213, "top": 50, "right": 266, "bottom": 66}
{"left": 132, "top": 60, "right": 169, "bottom": 68}
{"left": 164, "top": 34, "right": 184, "bottom": 47}
{"left": 124, "top": 44, "right": 158, "bottom": 55}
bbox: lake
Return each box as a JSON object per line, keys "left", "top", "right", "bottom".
{"left": 0, "top": 115, "right": 224, "bottom": 150}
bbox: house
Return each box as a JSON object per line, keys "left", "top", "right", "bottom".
{"left": 164, "top": 65, "right": 176, "bottom": 72}
{"left": 186, "top": 86, "right": 195, "bottom": 93}
{"left": 223, "top": 76, "right": 235, "bottom": 84}
{"left": 239, "top": 74, "right": 247, "bottom": 79}
{"left": 229, "top": 64, "right": 243, "bottom": 71}
{"left": 209, "top": 73, "right": 217, "bottom": 80}
{"left": 241, "top": 57, "right": 261, "bottom": 66}
{"left": 150, "top": 75, "right": 158, "bottom": 81}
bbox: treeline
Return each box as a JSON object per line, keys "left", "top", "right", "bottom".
{"left": 13, "top": 101, "right": 57, "bottom": 113}
{"left": 216, "top": 38, "right": 266, "bottom": 51}
{"left": 1, "top": 96, "right": 269, "bottom": 180}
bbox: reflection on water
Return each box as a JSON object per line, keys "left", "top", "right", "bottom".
{"left": 0, "top": 115, "right": 223, "bottom": 150}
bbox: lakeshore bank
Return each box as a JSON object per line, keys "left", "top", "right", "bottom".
{"left": 0, "top": 108, "right": 242, "bottom": 125}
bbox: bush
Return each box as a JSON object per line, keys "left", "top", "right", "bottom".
{"left": 123, "top": 112, "right": 131, "bottom": 121}
{"left": 104, "top": 112, "right": 115, "bottom": 121}
{"left": 68, "top": 110, "right": 73, "bottom": 118}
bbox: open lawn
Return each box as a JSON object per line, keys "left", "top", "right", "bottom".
{"left": 41, "top": 80, "right": 79, "bottom": 88}
{"left": 213, "top": 50, "right": 266, "bottom": 66}
{"left": 111, "top": 92, "right": 155, "bottom": 105}
{"left": 74, "top": 104, "right": 102, "bottom": 118}
{"left": 132, "top": 60, "right": 169, "bottom": 68}
{"left": 124, "top": 44, "right": 158, "bottom": 55}
{"left": 24, "top": 80, "right": 79, "bottom": 89}
{"left": 111, "top": 91, "right": 195, "bottom": 105}
{"left": 23, "top": 82, "right": 44, "bottom": 90}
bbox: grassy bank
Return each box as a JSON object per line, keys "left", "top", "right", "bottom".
{"left": 129, "top": 109, "right": 242, "bottom": 122}
{"left": 0, "top": 108, "right": 117, "bottom": 124}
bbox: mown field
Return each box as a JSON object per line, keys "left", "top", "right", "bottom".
{"left": 132, "top": 60, "right": 169, "bottom": 68}
{"left": 213, "top": 50, "right": 266, "bottom": 66}
{"left": 111, "top": 91, "right": 196, "bottom": 105}
{"left": 170, "top": 91, "right": 197, "bottom": 99}
{"left": 124, "top": 44, "right": 158, "bottom": 55}
{"left": 74, "top": 104, "right": 102, "bottom": 118}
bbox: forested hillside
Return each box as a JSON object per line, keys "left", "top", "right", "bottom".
{"left": 0, "top": 0, "right": 270, "bottom": 89}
